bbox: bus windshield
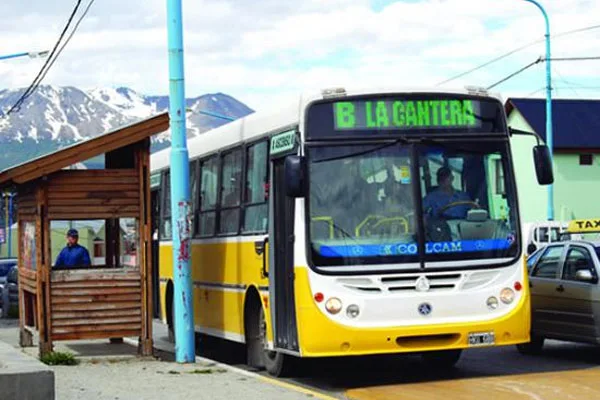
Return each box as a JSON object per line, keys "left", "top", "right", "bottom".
{"left": 307, "top": 140, "right": 519, "bottom": 269}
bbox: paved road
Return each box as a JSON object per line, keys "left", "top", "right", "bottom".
{"left": 151, "top": 322, "right": 600, "bottom": 399}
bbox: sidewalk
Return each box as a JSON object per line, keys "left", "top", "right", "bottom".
{"left": 0, "top": 319, "right": 316, "bottom": 400}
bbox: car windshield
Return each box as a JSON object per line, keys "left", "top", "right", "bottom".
{"left": 307, "top": 140, "right": 519, "bottom": 269}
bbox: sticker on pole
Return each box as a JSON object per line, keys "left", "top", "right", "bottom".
{"left": 270, "top": 131, "right": 297, "bottom": 157}
{"left": 0, "top": 227, "right": 5, "bottom": 244}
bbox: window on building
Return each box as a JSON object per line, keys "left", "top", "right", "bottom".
{"left": 161, "top": 171, "right": 172, "bottom": 239}
{"left": 219, "top": 148, "right": 243, "bottom": 235}
{"left": 580, "top": 154, "right": 593, "bottom": 166}
{"left": 243, "top": 141, "right": 269, "bottom": 233}
{"left": 198, "top": 156, "right": 219, "bottom": 237}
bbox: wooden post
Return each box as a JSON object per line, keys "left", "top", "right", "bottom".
{"left": 36, "top": 183, "right": 52, "bottom": 356}
{"left": 18, "top": 217, "right": 33, "bottom": 347}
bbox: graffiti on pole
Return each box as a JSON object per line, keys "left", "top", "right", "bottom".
{"left": 176, "top": 201, "right": 192, "bottom": 264}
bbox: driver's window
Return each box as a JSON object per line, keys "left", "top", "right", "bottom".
{"left": 563, "top": 246, "right": 595, "bottom": 282}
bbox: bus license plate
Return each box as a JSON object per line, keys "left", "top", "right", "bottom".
{"left": 468, "top": 332, "right": 495, "bottom": 346}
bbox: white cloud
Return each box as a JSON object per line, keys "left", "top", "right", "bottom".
{"left": 1, "top": 0, "right": 600, "bottom": 111}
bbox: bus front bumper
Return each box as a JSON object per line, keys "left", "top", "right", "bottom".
{"left": 294, "top": 271, "right": 530, "bottom": 358}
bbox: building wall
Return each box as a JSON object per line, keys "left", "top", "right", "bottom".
{"left": 508, "top": 108, "right": 600, "bottom": 223}
{"left": 507, "top": 110, "right": 547, "bottom": 223}
{"left": 0, "top": 225, "right": 18, "bottom": 258}
{"left": 553, "top": 153, "right": 600, "bottom": 220}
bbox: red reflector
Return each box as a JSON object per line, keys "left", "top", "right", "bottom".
{"left": 514, "top": 281, "right": 522, "bottom": 291}
{"left": 314, "top": 292, "right": 324, "bottom": 303}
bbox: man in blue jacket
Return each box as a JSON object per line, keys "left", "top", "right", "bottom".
{"left": 54, "top": 229, "right": 91, "bottom": 267}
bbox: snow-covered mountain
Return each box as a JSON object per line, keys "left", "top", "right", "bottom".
{"left": 0, "top": 85, "right": 254, "bottom": 170}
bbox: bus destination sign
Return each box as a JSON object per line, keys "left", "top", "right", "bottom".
{"left": 333, "top": 99, "right": 482, "bottom": 131}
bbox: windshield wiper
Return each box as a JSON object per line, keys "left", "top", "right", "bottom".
{"left": 313, "top": 136, "right": 410, "bottom": 164}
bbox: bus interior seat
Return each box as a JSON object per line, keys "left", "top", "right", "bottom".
{"left": 457, "top": 211, "right": 506, "bottom": 240}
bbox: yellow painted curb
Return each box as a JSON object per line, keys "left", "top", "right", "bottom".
{"left": 259, "top": 375, "right": 339, "bottom": 400}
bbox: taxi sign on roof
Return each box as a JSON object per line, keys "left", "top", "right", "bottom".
{"left": 567, "top": 219, "right": 600, "bottom": 233}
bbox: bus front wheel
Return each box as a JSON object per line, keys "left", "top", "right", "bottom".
{"left": 259, "top": 307, "right": 293, "bottom": 377}
{"left": 421, "top": 349, "right": 462, "bottom": 368}
{"left": 516, "top": 335, "right": 544, "bottom": 355}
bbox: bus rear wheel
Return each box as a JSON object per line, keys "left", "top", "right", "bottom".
{"left": 258, "top": 307, "right": 294, "bottom": 377}
{"left": 421, "top": 349, "right": 462, "bottom": 368}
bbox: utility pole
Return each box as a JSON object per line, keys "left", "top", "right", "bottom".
{"left": 166, "top": 0, "right": 195, "bottom": 362}
{"left": 523, "top": 0, "right": 554, "bottom": 220}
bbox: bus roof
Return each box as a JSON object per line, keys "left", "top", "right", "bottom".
{"left": 150, "top": 86, "right": 504, "bottom": 174}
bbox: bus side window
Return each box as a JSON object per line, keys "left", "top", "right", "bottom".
{"left": 219, "top": 148, "right": 243, "bottom": 235}
{"left": 190, "top": 160, "right": 199, "bottom": 235}
{"left": 243, "top": 140, "right": 269, "bottom": 234}
{"left": 161, "top": 171, "right": 172, "bottom": 239}
{"left": 198, "top": 156, "right": 219, "bottom": 237}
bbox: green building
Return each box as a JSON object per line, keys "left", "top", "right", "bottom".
{"left": 506, "top": 98, "right": 600, "bottom": 223}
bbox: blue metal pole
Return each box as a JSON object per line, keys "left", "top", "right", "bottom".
{"left": 0, "top": 52, "right": 28, "bottom": 61}
{"left": 7, "top": 194, "right": 13, "bottom": 258}
{"left": 166, "top": 0, "right": 195, "bottom": 362}
{"left": 524, "top": 0, "right": 553, "bottom": 220}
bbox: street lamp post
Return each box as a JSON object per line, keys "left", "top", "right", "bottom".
{"left": 166, "top": 0, "right": 195, "bottom": 363}
{"left": 0, "top": 51, "right": 49, "bottom": 61}
{"left": 523, "top": 0, "right": 553, "bottom": 221}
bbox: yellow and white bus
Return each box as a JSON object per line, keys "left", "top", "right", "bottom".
{"left": 150, "top": 87, "right": 553, "bottom": 376}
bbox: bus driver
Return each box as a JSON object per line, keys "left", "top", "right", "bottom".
{"left": 423, "top": 166, "right": 472, "bottom": 219}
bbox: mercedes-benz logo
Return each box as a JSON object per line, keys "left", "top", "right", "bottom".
{"left": 418, "top": 303, "right": 432, "bottom": 316}
{"left": 415, "top": 276, "right": 430, "bottom": 292}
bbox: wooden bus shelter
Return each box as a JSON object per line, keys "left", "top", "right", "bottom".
{"left": 0, "top": 113, "right": 169, "bottom": 356}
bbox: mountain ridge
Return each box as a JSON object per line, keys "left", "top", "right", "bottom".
{"left": 0, "top": 85, "right": 254, "bottom": 170}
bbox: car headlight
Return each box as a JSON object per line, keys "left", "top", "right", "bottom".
{"left": 500, "top": 288, "right": 515, "bottom": 304}
{"left": 325, "top": 297, "right": 343, "bottom": 314}
{"left": 487, "top": 296, "right": 499, "bottom": 310}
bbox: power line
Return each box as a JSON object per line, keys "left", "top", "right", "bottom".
{"left": 3, "top": 0, "right": 84, "bottom": 116}
{"left": 486, "top": 58, "right": 542, "bottom": 89}
{"left": 27, "top": 0, "right": 96, "bottom": 102}
{"left": 550, "top": 56, "right": 600, "bottom": 61}
{"left": 437, "top": 23, "right": 600, "bottom": 86}
{"left": 486, "top": 56, "right": 600, "bottom": 90}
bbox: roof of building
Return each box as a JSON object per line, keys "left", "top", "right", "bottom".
{"left": 506, "top": 98, "right": 600, "bottom": 149}
{"left": 0, "top": 113, "right": 169, "bottom": 186}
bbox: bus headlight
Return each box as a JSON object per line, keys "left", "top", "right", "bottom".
{"left": 346, "top": 304, "right": 360, "bottom": 318}
{"left": 486, "top": 296, "right": 499, "bottom": 310}
{"left": 325, "top": 297, "right": 343, "bottom": 314}
{"left": 500, "top": 288, "right": 515, "bottom": 304}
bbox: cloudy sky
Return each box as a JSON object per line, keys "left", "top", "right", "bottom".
{"left": 1, "top": 0, "right": 599, "bottom": 110}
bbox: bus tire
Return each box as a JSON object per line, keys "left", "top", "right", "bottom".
{"left": 421, "top": 349, "right": 462, "bottom": 368}
{"left": 516, "top": 335, "right": 544, "bottom": 355}
{"left": 259, "top": 307, "right": 294, "bottom": 377}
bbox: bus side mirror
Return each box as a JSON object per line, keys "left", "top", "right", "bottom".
{"left": 533, "top": 145, "right": 554, "bottom": 185}
{"left": 284, "top": 155, "right": 306, "bottom": 198}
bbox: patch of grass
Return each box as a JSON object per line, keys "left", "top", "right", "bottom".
{"left": 168, "top": 370, "right": 180, "bottom": 375}
{"left": 40, "top": 351, "right": 79, "bottom": 366}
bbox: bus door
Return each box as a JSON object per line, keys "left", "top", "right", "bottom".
{"left": 267, "top": 133, "right": 300, "bottom": 353}
{"left": 150, "top": 189, "right": 161, "bottom": 319}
